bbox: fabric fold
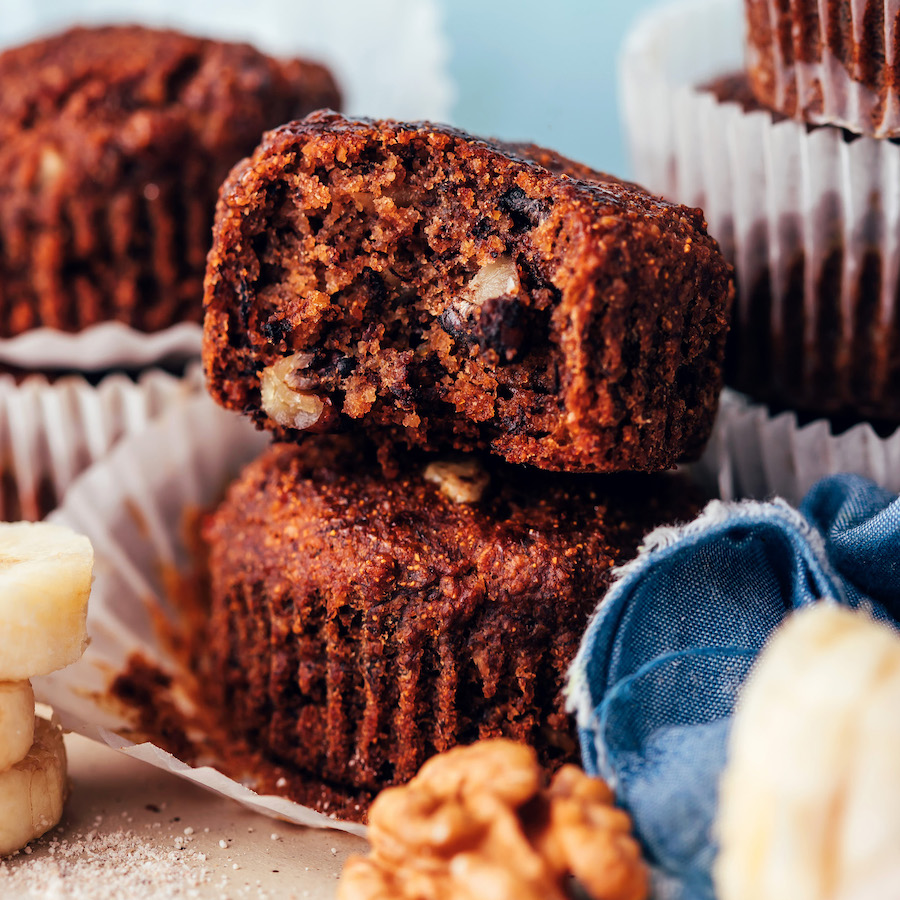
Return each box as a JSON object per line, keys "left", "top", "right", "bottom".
{"left": 566, "top": 474, "right": 900, "bottom": 899}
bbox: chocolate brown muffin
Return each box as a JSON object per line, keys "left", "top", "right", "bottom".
{"left": 203, "top": 112, "right": 732, "bottom": 474}
{"left": 0, "top": 26, "right": 340, "bottom": 336}
{"left": 745, "top": 0, "right": 900, "bottom": 137}
{"left": 202, "top": 438, "right": 701, "bottom": 800}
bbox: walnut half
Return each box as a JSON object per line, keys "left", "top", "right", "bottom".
{"left": 259, "top": 352, "right": 327, "bottom": 431}
{"left": 423, "top": 459, "right": 490, "bottom": 505}
{"left": 337, "top": 739, "right": 649, "bottom": 900}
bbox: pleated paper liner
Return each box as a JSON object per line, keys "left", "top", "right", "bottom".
{"left": 0, "top": 364, "right": 205, "bottom": 521}
{"left": 35, "top": 394, "right": 373, "bottom": 834}
{"left": 689, "top": 388, "right": 900, "bottom": 506}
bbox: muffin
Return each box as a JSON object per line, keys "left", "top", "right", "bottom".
{"left": 745, "top": 0, "right": 900, "bottom": 137}
{"left": 203, "top": 111, "right": 733, "bottom": 474}
{"left": 0, "top": 25, "right": 340, "bottom": 337}
{"left": 202, "top": 438, "right": 702, "bottom": 800}
{"left": 622, "top": 0, "right": 900, "bottom": 426}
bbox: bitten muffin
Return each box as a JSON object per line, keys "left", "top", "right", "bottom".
{"left": 203, "top": 112, "right": 732, "bottom": 474}
{"left": 0, "top": 25, "right": 340, "bottom": 336}
{"left": 745, "top": 0, "right": 900, "bottom": 137}
{"left": 202, "top": 437, "right": 701, "bottom": 802}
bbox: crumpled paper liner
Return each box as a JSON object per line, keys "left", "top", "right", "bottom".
{"left": 0, "top": 365, "right": 205, "bottom": 521}
{"left": 689, "top": 388, "right": 900, "bottom": 506}
{"left": 0, "top": 0, "right": 452, "bottom": 371}
{"left": 744, "top": 0, "right": 900, "bottom": 138}
{"left": 35, "top": 394, "right": 367, "bottom": 835}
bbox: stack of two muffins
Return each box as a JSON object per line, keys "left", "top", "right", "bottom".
{"left": 622, "top": 0, "right": 900, "bottom": 502}
{"left": 199, "top": 112, "right": 733, "bottom": 815}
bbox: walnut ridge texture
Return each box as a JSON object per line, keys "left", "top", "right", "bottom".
{"left": 202, "top": 438, "right": 701, "bottom": 804}
{"left": 0, "top": 26, "right": 340, "bottom": 336}
{"left": 203, "top": 112, "right": 732, "bottom": 473}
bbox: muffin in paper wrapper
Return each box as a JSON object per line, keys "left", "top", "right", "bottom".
{"left": 35, "top": 394, "right": 369, "bottom": 835}
{"left": 0, "top": 0, "right": 452, "bottom": 371}
{"left": 623, "top": 0, "right": 900, "bottom": 499}
{"left": 744, "top": 0, "right": 900, "bottom": 139}
{"left": 0, "top": 364, "right": 204, "bottom": 520}
{"left": 623, "top": 0, "right": 900, "bottom": 423}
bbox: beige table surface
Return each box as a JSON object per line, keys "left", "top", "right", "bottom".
{"left": 0, "top": 733, "right": 369, "bottom": 899}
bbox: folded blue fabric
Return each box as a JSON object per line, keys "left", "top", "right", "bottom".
{"left": 566, "top": 473, "right": 900, "bottom": 900}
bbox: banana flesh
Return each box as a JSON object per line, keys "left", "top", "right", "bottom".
{"left": 715, "top": 604, "right": 900, "bottom": 900}
{"left": 0, "top": 681, "right": 34, "bottom": 772}
{"left": 0, "top": 717, "right": 67, "bottom": 857}
{"left": 0, "top": 522, "right": 93, "bottom": 680}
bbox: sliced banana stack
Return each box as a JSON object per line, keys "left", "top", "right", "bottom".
{"left": 0, "top": 522, "right": 93, "bottom": 680}
{"left": 0, "top": 717, "right": 67, "bottom": 857}
{"left": 715, "top": 603, "right": 900, "bottom": 900}
{"left": 0, "top": 522, "right": 93, "bottom": 857}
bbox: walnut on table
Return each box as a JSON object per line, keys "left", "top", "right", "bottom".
{"left": 337, "top": 739, "right": 649, "bottom": 900}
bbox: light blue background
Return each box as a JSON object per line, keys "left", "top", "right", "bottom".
{"left": 442, "top": 0, "right": 664, "bottom": 180}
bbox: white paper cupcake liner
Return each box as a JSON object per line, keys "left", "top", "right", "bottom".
{"left": 0, "top": 0, "right": 452, "bottom": 371}
{"left": 36, "top": 394, "right": 372, "bottom": 835}
{"left": 744, "top": 0, "right": 900, "bottom": 138}
{"left": 0, "top": 364, "right": 205, "bottom": 521}
{"left": 688, "top": 387, "right": 900, "bottom": 505}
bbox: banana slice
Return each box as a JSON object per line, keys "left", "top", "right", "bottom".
{"left": 715, "top": 604, "right": 900, "bottom": 900}
{"left": 0, "top": 716, "right": 67, "bottom": 856}
{"left": 0, "top": 522, "right": 93, "bottom": 680}
{"left": 0, "top": 681, "right": 34, "bottom": 772}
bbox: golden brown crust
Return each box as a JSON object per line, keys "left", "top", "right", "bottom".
{"left": 0, "top": 26, "right": 340, "bottom": 335}
{"left": 202, "top": 438, "right": 702, "bottom": 801}
{"left": 203, "top": 111, "right": 732, "bottom": 473}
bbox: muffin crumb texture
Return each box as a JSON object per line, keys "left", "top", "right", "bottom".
{"left": 204, "top": 112, "right": 732, "bottom": 473}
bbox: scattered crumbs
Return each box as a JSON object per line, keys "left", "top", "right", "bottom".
{"left": 183, "top": 827, "right": 194, "bottom": 836}
{"left": 247, "top": 827, "right": 254, "bottom": 834}
{"left": 218, "top": 840, "right": 228, "bottom": 850}
{"left": 0, "top": 829, "right": 211, "bottom": 898}
{"left": 275, "top": 777, "right": 287, "bottom": 789}
{"left": 330, "top": 848, "right": 337, "bottom": 856}
{"left": 270, "top": 834, "right": 279, "bottom": 841}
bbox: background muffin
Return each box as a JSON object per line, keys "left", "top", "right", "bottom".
{"left": 0, "top": 25, "right": 340, "bottom": 337}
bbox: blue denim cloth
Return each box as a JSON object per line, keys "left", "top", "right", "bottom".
{"left": 566, "top": 474, "right": 900, "bottom": 900}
